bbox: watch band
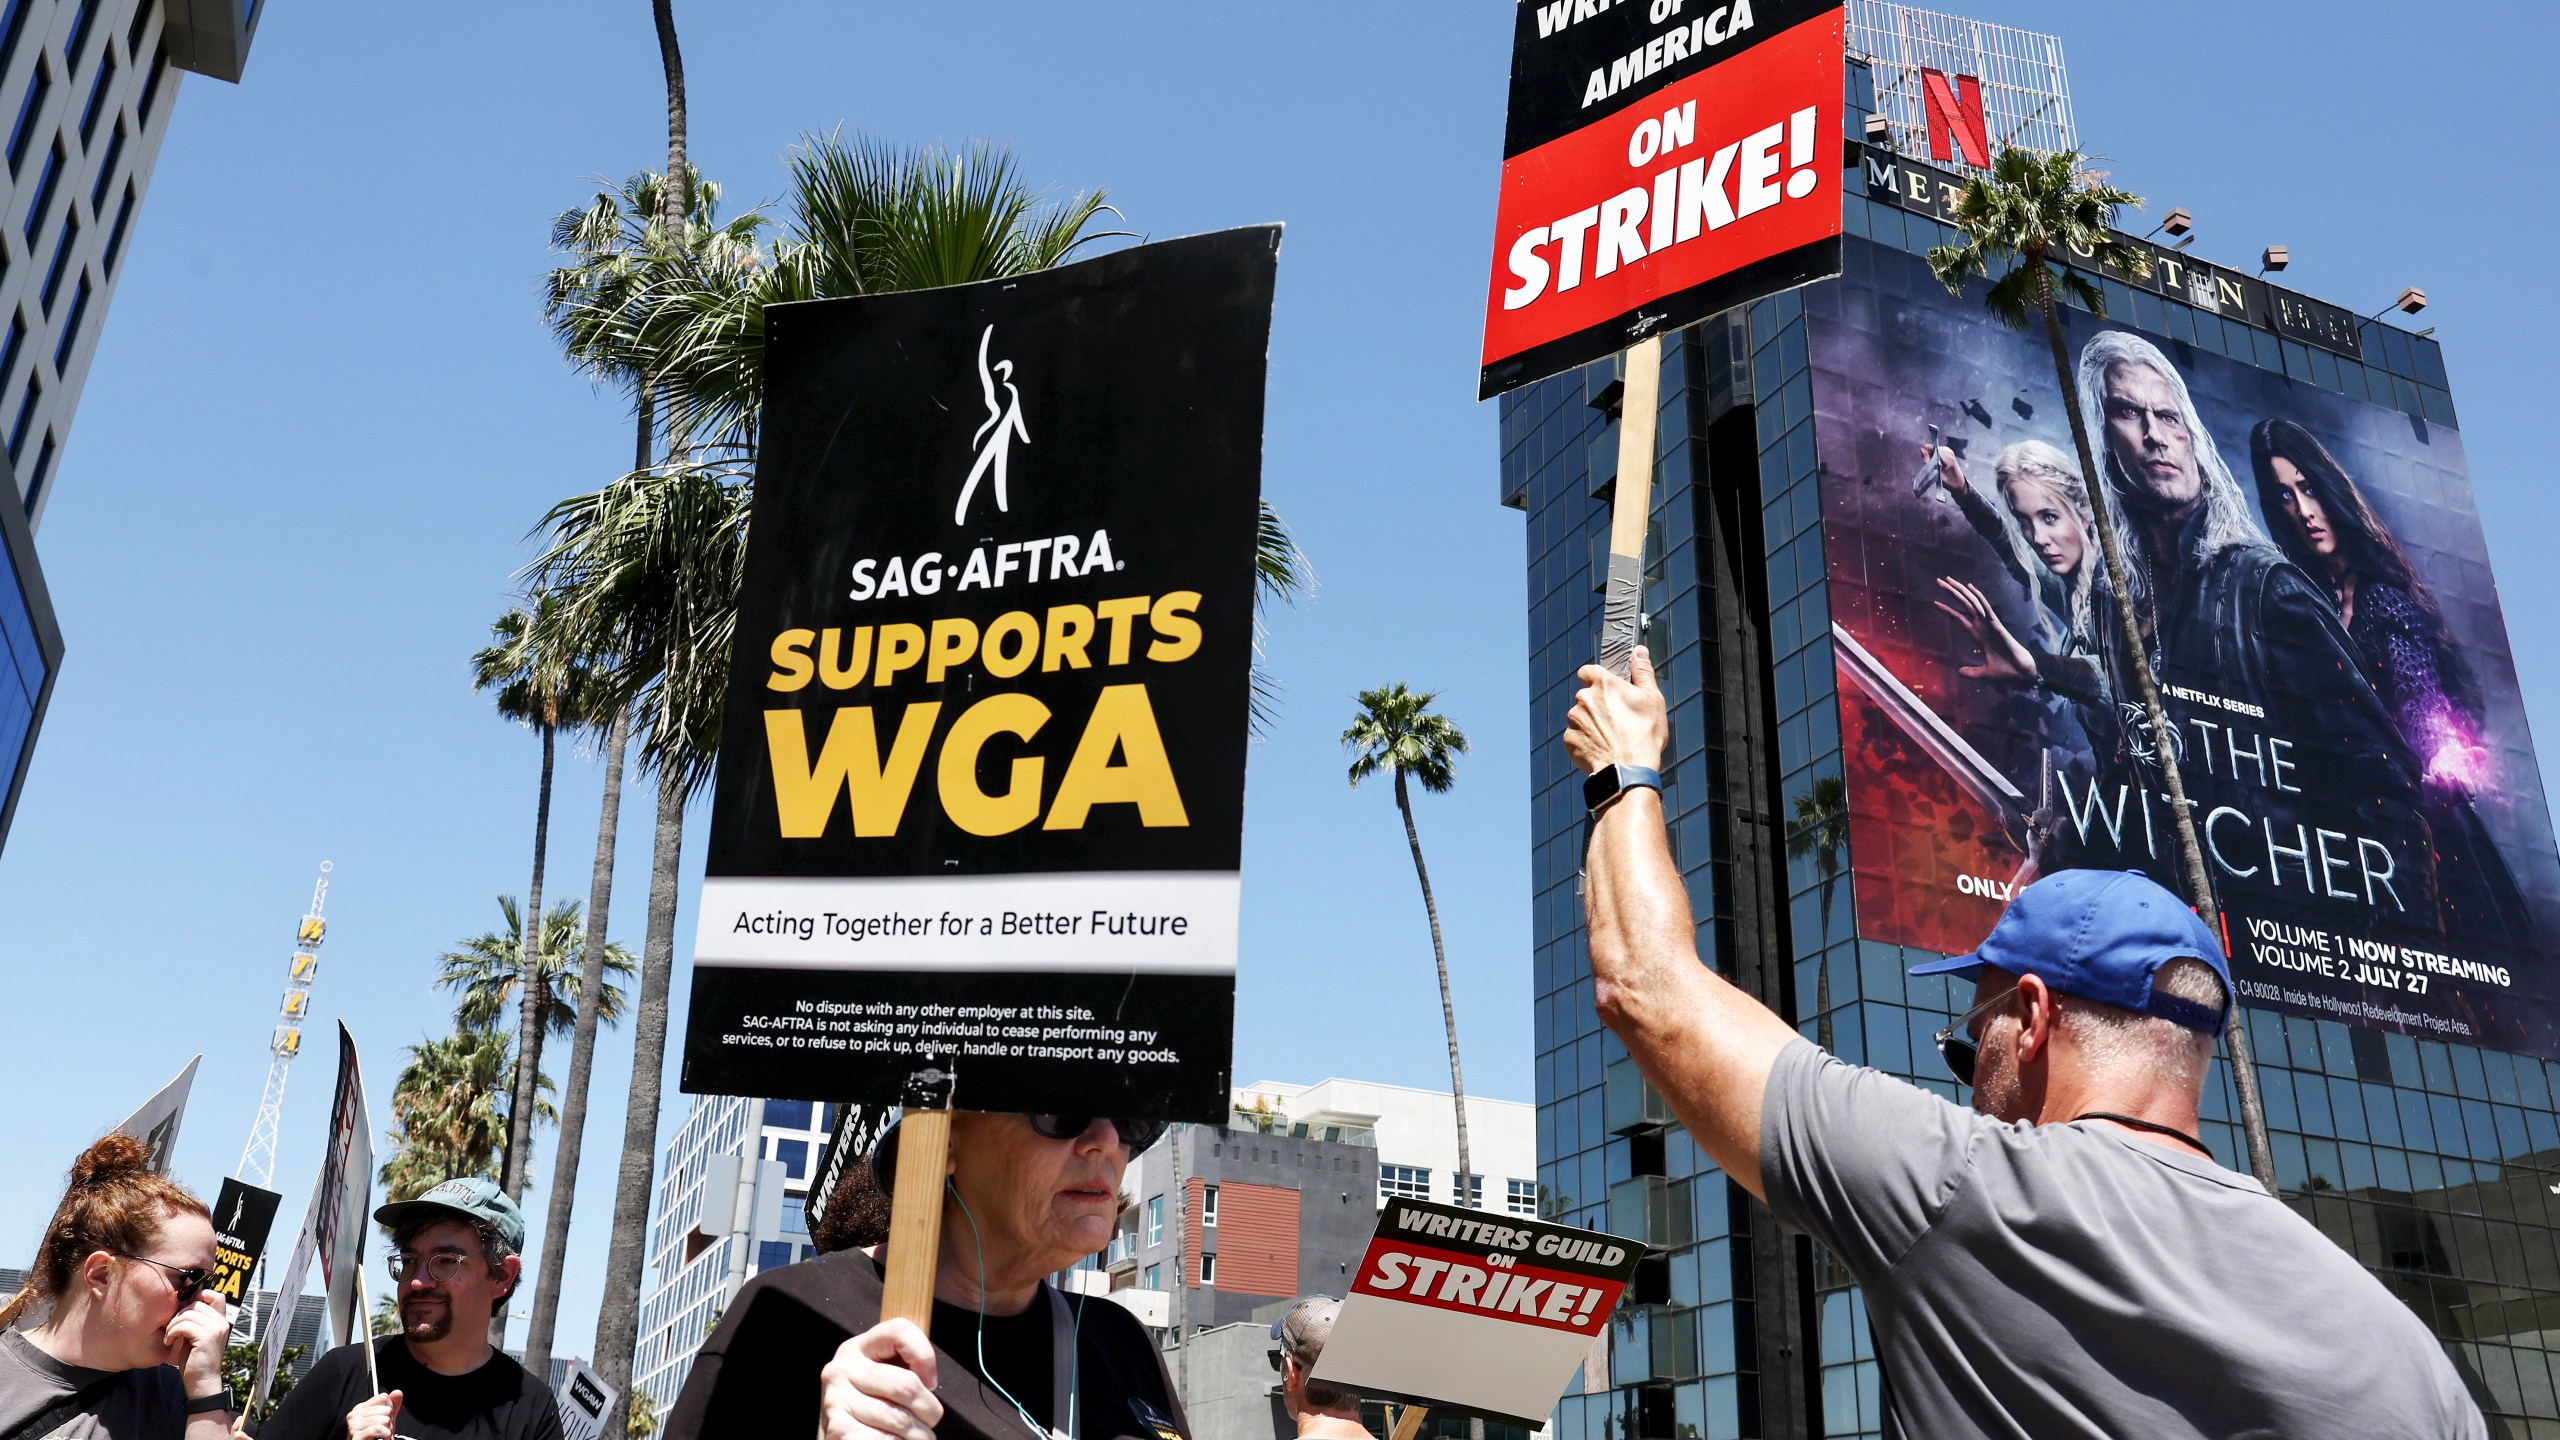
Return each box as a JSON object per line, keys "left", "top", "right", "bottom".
{"left": 1582, "top": 764, "right": 1662, "bottom": 814}
{"left": 184, "top": 1392, "right": 233, "bottom": 1415}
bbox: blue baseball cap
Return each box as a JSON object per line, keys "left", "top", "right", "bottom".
{"left": 1910, "top": 869, "right": 2231, "bottom": 1035}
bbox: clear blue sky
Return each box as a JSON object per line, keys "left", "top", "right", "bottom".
{"left": 0, "top": 0, "right": 2551, "bottom": 1366}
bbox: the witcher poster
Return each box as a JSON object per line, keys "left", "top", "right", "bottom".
{"left": 1808, "top": 242, "right": 2560, "bottom": 1058}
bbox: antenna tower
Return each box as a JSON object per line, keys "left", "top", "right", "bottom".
{"left": 236, "top": 862, "right": 332, "bottom": 1190}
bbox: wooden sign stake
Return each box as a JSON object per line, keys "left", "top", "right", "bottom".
{"left": 880, "top": 1068, "right": 958, "bottom": 1334}
{"left": 1599, "top": 334, "right": 1665, "bottom": 677}
{"left": 354, "top": 1265, "right": 382, "bottom": 1395}
{"left": 1390, "top": 1405, "right": 1431, "bottom": 1440}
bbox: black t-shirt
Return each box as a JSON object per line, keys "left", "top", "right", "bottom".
{"left": 666, "top": 1250, "right": 1186, "bottom": 1440}
{"left": 255, "top": 1338, "right": 562, "bottom": 1440}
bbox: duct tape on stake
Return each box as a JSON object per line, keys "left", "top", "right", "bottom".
{"left": 1598, "top": 334, "right": 1664, "bottom": 677}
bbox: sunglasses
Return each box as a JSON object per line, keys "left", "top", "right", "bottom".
{"left": 117, "top": 1252, "right": 211, "bottom": 1308}
{"left": 1932, "top": 986, "right": 2022, "bottom": 1088}
{"left": 1027, "top": 1115, "right": 1167, "bottom": 1153}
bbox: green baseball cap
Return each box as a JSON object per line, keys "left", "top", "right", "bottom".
{"left": 374, "top": 1176, "right": 526, "bottom": 1251}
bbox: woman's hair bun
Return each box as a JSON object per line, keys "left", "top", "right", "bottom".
{"left": 68, "top": 1134, "right": 153, "bottom": 1189}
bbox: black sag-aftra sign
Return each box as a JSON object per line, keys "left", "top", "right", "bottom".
{"left": 682, "top": 227, "right": 1278, "bottom": 1122}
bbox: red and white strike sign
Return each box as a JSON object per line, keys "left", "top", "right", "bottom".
{"left": 1480, "top": 0, "right": 1845, "bottom": 399}
{"left": 1311, "top": 1198, "right": 1643, "bottom": 1425}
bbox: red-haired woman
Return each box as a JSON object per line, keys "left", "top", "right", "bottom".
{"left": 0, "top": 1134, "right": 235, "bottom": 1438}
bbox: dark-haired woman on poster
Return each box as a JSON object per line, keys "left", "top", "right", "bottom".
{"left": 2250, "top": 416, "right": 2534, "bottom": 947}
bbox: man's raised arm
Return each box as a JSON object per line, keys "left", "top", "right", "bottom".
{"left": 1565, "top": 647, "right": 1805, "bottom": 1199}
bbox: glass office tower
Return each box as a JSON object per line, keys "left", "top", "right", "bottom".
{"left": 1507, "top": 65, "right": 2560, "bottom": 1440}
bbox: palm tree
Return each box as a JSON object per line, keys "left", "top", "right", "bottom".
{"left": 1787, "top": 775, "right": 1849, "bottom": 1055}
{"left": 471, "top": 598, "right": 609, "bottom": 1206}
{"left": 438, "top": 895, "right": 636, "bottom": 1040}
{"left": 625, "top": 1388, "right": 660, "bottom": 1440}
{"left": 1344, "top": 684, "right": 1476, "bottom": 1202}
{"left": 1925, "top": 145, "right": 2277, "bottom": 1194}
{"left": 522, "top": 163, "right": 743, "bottom": 1382}
{"left": 379, "top": 1029, "right": 519, "bottom": 1202}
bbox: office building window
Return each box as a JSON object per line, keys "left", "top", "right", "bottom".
{"left": 22, "top": 140, "right": 60, "bottom": 242}
{"left": 763, "top": 1098, "right": 813, "bottom": 1130}
{"left": 1198, "top": 1252, "right": 1215, "bottom": 1287}
{"left": 41, "top": 214, "right": 76, "bottom": 313}
{"left": 780, "top": 1196, "right": 807, "bottom": 1236}
{"left": 1143, "top": 1264, "right": 1160, "bottom": 1290}
{"left": 1507, "top": 1179, "right": 1538, "bottom": 1216}
{"left": 1201, "top": 1184, "right": 1218, "bottom": 1227}
{"left": 54, "top": 276, "right": 86, "bottom": 371}
{"left": 89, "top": 119, "right": 120, "bottom": 210}
{"left": 135, "top": 48, "right": 164, "bottom": 123}
{"left": 774, "top": 1137, "right": 808, "bottom": 1181}
{"left": 63, "top": 0, "right": 99, "bottom": 74}
{"left": 0, "top": 313, "right": 24, "bottom": 389}
{"left": 10, "top": 372, "right": 37, "bottom": 461}
{"left": 7, "top": 58, "right": 47, "bottom": 175}
{"left": 0, "top": 0, "right": 31, "bottom": 82}
{"left": 102, "top": 181, "right": 130, "bottom": 272}
{"left": 756, "top": 1240, "right": 792, "bottom": 1274}
{"left": 77, "top": 50, "right": 111, "bottom": 144}
{"left": 1145, "top": 1196, "right": 1164, "bottom": 1247}
{"left": 125, "top": 0, "right": 152, "bottom": 58}
{"left": 1379, "top": 1165, "right": 1431, "bottom": 1203}
{"left": 23, "top": 431, "right": 50, "bottom": 513}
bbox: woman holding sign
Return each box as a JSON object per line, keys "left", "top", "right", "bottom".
{"left": 665, "top": 1113, "right": 1188, "bottom": 1440}
{"left": 0, "top": 1135, "right": 235, "bottom": 1439}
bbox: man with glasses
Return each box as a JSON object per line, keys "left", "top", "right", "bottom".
{"left": 259, "top": 1177, "right": 564, "bottom": 1440}
{"left": 668, "top": 1112, "right": 1188, "bottom": 1440}
{"left": 1564, "top": 647, "right": 2485, "bottom": 1438}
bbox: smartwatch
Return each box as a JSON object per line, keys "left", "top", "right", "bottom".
{"left": 185, "top": 1393, "right": 233, "bottom": 1415}
{"left": 1583, "top": 764, "right": 1662, "bottom": 815}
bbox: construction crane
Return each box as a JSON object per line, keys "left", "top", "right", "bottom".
{"left": 236, "top": 862, "right": 332, "bottom": 1191}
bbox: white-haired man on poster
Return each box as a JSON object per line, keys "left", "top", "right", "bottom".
{"left": 1560, "top": 645, "right": 2486, "bottom": 1437}
{"left": 2060, "top": 330, "right": 2433, "bottom": 912}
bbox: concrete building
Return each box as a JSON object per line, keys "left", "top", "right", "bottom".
{"left": 1068, "top": 1080, "right": 1532, "bottom": 1440}
{"left": 0, "top": 0, "right": 263, "bottom": 850}
{"left": 629, "top": 1096, "right": 844, "bottom": 1413}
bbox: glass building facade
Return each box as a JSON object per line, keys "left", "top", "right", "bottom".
{"left": 1507, "top": 62, "right": 2558, "bottom": 1440}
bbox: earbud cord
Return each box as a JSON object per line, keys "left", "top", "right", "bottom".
{"left": 950, "top": 1181, "right": 1079, "bottom": 1440}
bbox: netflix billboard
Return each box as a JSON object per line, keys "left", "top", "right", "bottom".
{"left": 1808, "top": 239, "right": 2560, "bottom": 1059}
{"left": 1480, "top": 0, "right": 1845, "bottom": 399}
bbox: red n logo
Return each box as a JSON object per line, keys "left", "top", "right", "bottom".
{"left": 1920, "top": 68, "right": 1989, "bottom": 168}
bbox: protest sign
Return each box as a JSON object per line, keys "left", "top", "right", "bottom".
{"left": 1310, "top": 1199, "right": 1642, "bottom": 1426}
{"left": 207, "top": 1177, "right": 283, "bottom": 1309}
{"left": 681, "top": 226, "right": 1278, "bottom": 1126}
{"left": 1479, "top": 0, "right": 1844, "bottom": 399}
{"left": 556, "top": 1361, "right": 618, "bottom": 1440}
{"left": 112, "top": 1055, "right": 199, "bottom": 1173}
{"left": 253, "top": 1023, "right": 373, "bottom": 1407}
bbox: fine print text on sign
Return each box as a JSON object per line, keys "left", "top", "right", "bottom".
{"left": 683, "top": 227, "right": 1279, "bottom": 1122}
{"left": 1480, "top": 0, "right": 1844, "bottom": 398}
{"left": 1312, "top": 1199, "right": 1641, "bottom": 1427}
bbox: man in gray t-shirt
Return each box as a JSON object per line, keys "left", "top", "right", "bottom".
{"left": 1562, "top": 647, "right": 2485, "bottom": 1439}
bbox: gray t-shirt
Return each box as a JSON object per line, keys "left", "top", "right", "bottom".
{"left": 0, "top": 1329, "right": 186, "bottom": 1439}
{"left": 1758, "top": 1039, "right": 2485, "bottom": 1438}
